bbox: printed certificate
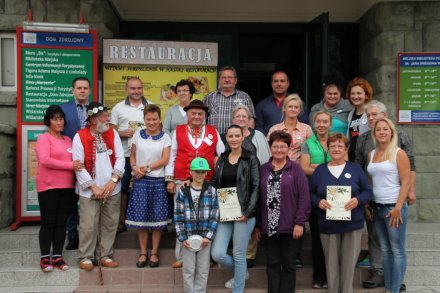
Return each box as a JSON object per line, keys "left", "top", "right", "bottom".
{"left": 217, "top": 187, "right": 242, "bottom": 222}
{"left": 326, "top": 186, "right": 351, "bottom": 221}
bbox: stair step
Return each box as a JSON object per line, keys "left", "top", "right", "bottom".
{"left": 0, "top": 286, "right": 77, "bottom": 293}
{"left": 73, "top": 284, "right": 384, "bottom": 293}
{"left": 0, "top": 266, "right": 79, "bottom": 287}
{"left": 78, "top": 266, "right": 370, "bottom": 287}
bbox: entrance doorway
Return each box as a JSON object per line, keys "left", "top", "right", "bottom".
{"left": 120, "top": 18, "right": 358, "bottom": 113}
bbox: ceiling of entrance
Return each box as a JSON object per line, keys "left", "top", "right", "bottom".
{"left": 108, "top": 0, "right": 404, "bottom": 22}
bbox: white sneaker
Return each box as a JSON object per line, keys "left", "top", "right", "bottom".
{"left": 224, "top": 271, "right": 250, "bottom": 289}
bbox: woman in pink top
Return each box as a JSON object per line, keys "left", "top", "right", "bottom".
{"left": 267, "top": 94, "right": 312, "bottom": 162}
{"left": 36, "top": 105, "right": 83, "bottom": 272}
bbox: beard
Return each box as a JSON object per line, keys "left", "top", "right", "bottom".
{"left": 97, "top": 120, "right": 110, "bottom": 133}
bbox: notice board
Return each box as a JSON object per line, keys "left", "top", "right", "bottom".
{"left": 398, "top": 52, "right": 440, "bottom": 124}
{"left": 13, "top": 27, "right": 98, "bottom": 229}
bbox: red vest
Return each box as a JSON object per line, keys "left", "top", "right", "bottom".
{"left": 78, "top": 127, "right": 116, "bottom": 177}
{"left": 174, "top": 125, "right": 218, "bottom": 180}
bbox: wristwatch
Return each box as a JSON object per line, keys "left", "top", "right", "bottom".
{"left": 146, "top": 165, "right": 151, "bottom": 173}
{"left": 111, "top": 177, "right": 119, "bottom": 183}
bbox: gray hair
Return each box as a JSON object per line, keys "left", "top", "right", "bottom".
{"left": 366, "top": 100, "right": 387, "bottom": 114}
{"left": 232, "top": 104, "right": 252, "bottom": 119}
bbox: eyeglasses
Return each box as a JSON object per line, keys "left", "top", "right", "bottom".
{"left": 329, "top": 145, "right": 345, "bottom": 150}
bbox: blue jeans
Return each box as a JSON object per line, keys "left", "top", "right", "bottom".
{"left": 211, "top": 217, "right": 256, "bottom": 293}
{"left": 373, "top": 204, "right": 407, "bottom": 293}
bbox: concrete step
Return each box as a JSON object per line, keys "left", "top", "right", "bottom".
{"left": 404, "top": 266, "right": 440, "bottom": 286}
{"left": 0, "top": 286, "right": 77, "bottom": 293}
{"left": 2, "top": 246, "right": 439, "bottom": 268}
{"left": 74, "top": 284, "right": 386, "bottom": 293}
{"left": 78, "top": 265, "right": 370, "bottom": 287}
{"left": 0, "top": 266, "right": 79, "bottom": 287}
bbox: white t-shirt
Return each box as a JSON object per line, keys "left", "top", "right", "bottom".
{"left": 132, "top": 130, "right": 171, "bottom": 177}
{"left": 110, "top": 99, "right": 151, "bottom": 157}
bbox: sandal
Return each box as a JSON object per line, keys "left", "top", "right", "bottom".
{"left": 40, "top": 257, "right": 53, "bottom": 272}
{"left": 149, "top": 253, "right": 159, "bottom": 268}
{"left": 136, "top": 253, "right": 148, "bottom": 268}
{"left": 52, "top": 257, "right": 69, "bottom": 271}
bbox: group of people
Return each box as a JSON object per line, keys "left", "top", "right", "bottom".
{"left": 34, "top": 67, "right": 415, "bottom": 293}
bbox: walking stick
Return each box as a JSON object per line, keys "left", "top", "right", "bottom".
{"left": 97, "top": 200, "right": 104, "bottom": 286}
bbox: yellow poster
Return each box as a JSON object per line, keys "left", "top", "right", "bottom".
{"left": 102, "top": 39, "right": 218, "bottom": 118}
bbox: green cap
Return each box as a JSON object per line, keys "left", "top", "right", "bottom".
{"left": 190, "top": 157, "right": 211, "bottom": 171}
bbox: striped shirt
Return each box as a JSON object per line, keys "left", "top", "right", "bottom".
{"left": 204, "top": 89, "right": 255, "bottom": 134}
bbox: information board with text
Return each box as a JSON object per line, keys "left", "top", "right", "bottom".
{"left": 398, "top": 52, "right": 440, "bottom": 124}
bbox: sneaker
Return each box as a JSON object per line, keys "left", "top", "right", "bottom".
{"left": 225, "top": 271, "right": 250, "bottom": 289}
{"left": 79, "top": 259, "right": 94, "bottom": 271}
{"left": 400, "top": 283, "right": 406, "bottom": 291}
{"left": 357, "top": 257, "right": 371, "bottom": 268}
{"left": 295, "top": 259, "right": 303, "bottom": 268}
{"left": 40, "top": 257, "right": 53, "bottom": 272}
{"left": 52, "top": 257, "right": 69, "bottom": 271}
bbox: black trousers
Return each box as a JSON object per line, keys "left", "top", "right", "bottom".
{"left": 38, "top": 188, "right": 77, "bottom": 256}
{"left": 262, "top": 233, "right": 299, "bottom": 293}
{"left": 309, "top": 209, "right": 327, "bottom": 283}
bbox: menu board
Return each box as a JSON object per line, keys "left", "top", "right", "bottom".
{"left": 398, "top": 52, "right": 440, "bottom": 124}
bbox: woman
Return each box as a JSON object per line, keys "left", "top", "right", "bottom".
{"left": 211, "top": 125, "right": 260, "bottom": 293}
{"left": 126, "top": 104, "right": 171, "bottom": 268}
{"left": 346, "top": 77, "right": 373, "bottom": 161}
{"left": 310, "top": 133, "right": 373, "bottom": 293}
{"left": 36, "top": 105, "right": 82, "bottom": 272}
{"left": 229, "top": 104, "right": 270, "bottom": 267}
{"left": 267, "top": 94, "right": 312, "bottom": 162}
{"left": 367, "top": 118, "right": 410, "bottom": 293}
{"left": 229, "top": 104, "right": 271, "bottom": 164}
{"left": 309, "top": 81, "right": 353, "bottom": 135}
{"left": 299, "top": 111, "right": 333, "bottom": 289}
{"left": 254, "top": 130, "right": 310, "bottom": 293}
{"left": 163, "top": 79, "right": 195, "bottom": 134}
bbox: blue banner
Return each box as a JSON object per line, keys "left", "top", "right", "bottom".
{"left": 21, "top": 31, "right": 93, "bottom": 47}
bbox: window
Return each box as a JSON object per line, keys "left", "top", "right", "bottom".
{"left": 0, "top": 34, "right": 17, "bottom": 91}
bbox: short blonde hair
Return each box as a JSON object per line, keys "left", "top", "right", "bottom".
{"left": 282, "top": 94, "right": 303, "bottom": 120}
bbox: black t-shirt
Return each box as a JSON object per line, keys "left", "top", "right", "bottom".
{"left": 348, "top": 112, "right": 363, "bottom": 162}
{"left": 220, "top": 159, "right": 239, "bottom": 188}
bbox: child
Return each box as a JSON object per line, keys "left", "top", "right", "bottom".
{"left": 174, "top": 157, "right": 219, "bottom": 293}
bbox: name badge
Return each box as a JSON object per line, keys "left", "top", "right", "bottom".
{"left": 107, "top": 149, "right": 113, "bottom": 155}
{"left": 337, "top": 109, "right": 342, "bottom": 113}
{"left": 344, "top": 173, "right": 352, "bottom": 179}
{"left": 67, "top": 148, "right": 73, "bottom": 153}
{"left": 361, "top": 118, "right": 367, "bottom": 124}
{"left": 203, "top": 137, "right": 213, "bottom": 146}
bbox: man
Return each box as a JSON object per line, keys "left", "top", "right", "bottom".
{"left": 110, "top": 77, "right": 153, "bottom": 233}
{"left": 204, "top": 66, "right": 255, "bottom": 134}
{"left": 165, "top": 99, "right": 225, "bottom": 268}
{"left": 256, "top": 71, "right": 308, "bottom": 135}
{"left": 355, "top": 100, "right": 416, "bottom": 290}
{"left": 72, "top": 102, "right": 125, "bottom": 271}
{"left": 60, "top": 77, "right": 91, "bottom": 250}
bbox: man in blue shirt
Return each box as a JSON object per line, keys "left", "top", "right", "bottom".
{"left": 256, "top": 71, "right": 308, "bottom": 135}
